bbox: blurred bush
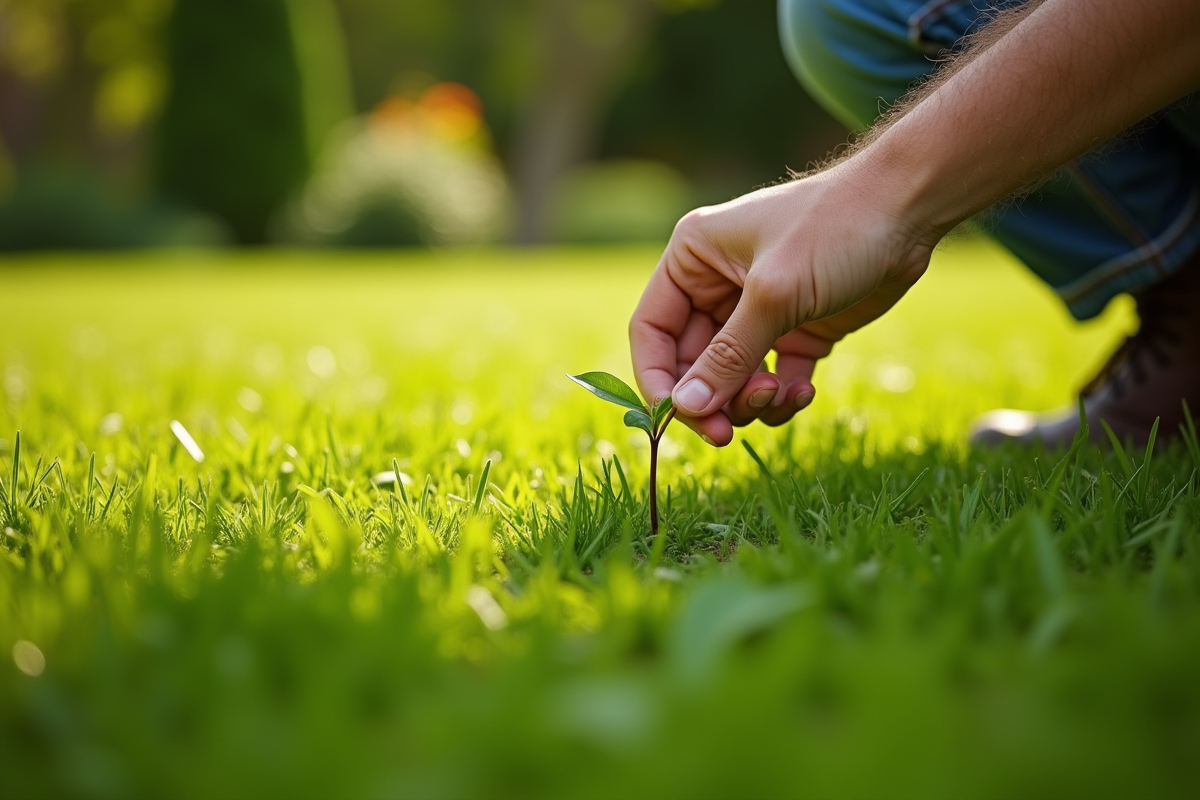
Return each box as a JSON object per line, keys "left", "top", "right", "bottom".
{"left": 0, "top": 0, "right": 172, "bottom": 163}
{"left": 281, "top": 83, "right": 511, "bottom": 247}
{"left": 0, "top": 0, "right": 844, "bottom": 250}
{"left": 548, "top": 159, "right": 691, "bottom": 244}
{"left": 0, "top": 168, "right": 228, "bottom": 250}
{"left": 287, "top": 0, "right": 355, "bottom": 161}
{"left": 155, "top": 0, "right": 313, "bottom": 244}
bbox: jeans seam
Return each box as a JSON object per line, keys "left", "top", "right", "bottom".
{"left": 1065, "top": 162, "right": 1166, "bottom": 273}
{"left": 1059, "top": 187, "right": 1200, "bottom": 307}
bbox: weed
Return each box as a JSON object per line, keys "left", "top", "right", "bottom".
{"left": 568, "top": 371, "right": 675, "bottom": 536}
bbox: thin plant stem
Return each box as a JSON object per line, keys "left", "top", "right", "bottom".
{"left": 648, "top": 407, "right": 676, "bottom": 537}
{"left": 649, "top": 435, "right": 660, "bottom": 538}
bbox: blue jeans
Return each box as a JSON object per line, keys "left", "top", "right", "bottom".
{"left": 778, "top": 0, "right": 1200, "bottom": 320}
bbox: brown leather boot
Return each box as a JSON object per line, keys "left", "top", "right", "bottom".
{"left": 971, "top": 263, "right": 1200, "bottom": 449}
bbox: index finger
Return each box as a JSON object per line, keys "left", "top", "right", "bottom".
{"left": 629, "top": 260, "right": 691, "bottom": 406}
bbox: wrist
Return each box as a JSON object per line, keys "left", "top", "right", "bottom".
{"left": 796, "top": 147, "right": 943, "bottom": 283}
{"left": 838, "top": 113, "right": 968, "bottom": 251}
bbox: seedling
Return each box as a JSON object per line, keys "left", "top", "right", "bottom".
{"left": 568, "top": 372, "right": 676, "bottom": 536}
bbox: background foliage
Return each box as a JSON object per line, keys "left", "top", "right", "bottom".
{"left": 155, "top": 0, "right": 310, "bottom": 244}
{"left": 0, "top": 0, "right": 844, "bottom": 249}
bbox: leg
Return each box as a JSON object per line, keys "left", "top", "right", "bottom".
{"left": 778, "top": 0, "right": 1200, "bottom": 444}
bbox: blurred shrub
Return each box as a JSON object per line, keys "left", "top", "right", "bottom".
{"left": 286, "top": 0, "right": 356, "bottom": 160}
{"left": 155, "top": 0, "right": 310, "bottom": 244}
{"left": 281, "top": 83, "right": 511, "bottom": 247}
{"left": 548, "top": 160, "right": 692, "bottom": 244}
{"left": 0, "top": 169, "right": 229, "bottom": 251}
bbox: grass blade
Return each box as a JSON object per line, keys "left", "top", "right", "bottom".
{"left": 741, "top": 440, "right": 774, "bottom": 482}
{"left": 24, "top": 458, "right": 56, "bottom": 507}
{"left": 1180, "top": 401, "right": 1200, "bottom": 468}
{"left": 472, "top": 459, "right": 492, "bottom": 514}
{"left": 1101, "top": 420, "right": 1135, "bottom": 479}
{"left": 1137, "top": 417, "right": 1160, "bottom": 503}
{"left": 889, "top": 467, "right": 930, "bottom": 514}
{"left": 391, "top": 458, "right": 410, "bottom": 506}
{"left": 86, "top": 453, "right": 96, "bottom": 520}
{"left": 9, "top": 429, "right": 20, "bottom": 518}
{"left": 612, "top": 454, "right": 631, "bottom": 504}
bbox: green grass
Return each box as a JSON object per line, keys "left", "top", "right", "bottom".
{"left": 2, "top": 241, "right": 1198, "bottom": 799}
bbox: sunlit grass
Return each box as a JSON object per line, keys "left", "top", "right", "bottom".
{"left": 2, "top": 241, "right": 1197, "bottom": 799}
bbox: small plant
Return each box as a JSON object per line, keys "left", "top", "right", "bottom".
{"left": 568, "top": 372, "right": 676, "bottom": 536}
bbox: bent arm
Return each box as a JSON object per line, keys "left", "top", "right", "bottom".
{"left": 629, "top": 0, "right": 1200, "bottom": 445}
{"left": 863, "top": 0, "right": 1200, "bottom": 243}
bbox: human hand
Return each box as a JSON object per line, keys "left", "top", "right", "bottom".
{"left": 629, "top": 163, "right": 937, "bottom": 446}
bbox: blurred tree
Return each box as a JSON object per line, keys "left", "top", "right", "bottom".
{"left": 335, "top": 0, "right": 727, "bottom": 245}
{"left": 334, "top": 0, "right": 840, "bottom": 245}
{"left": 506, "top": 0, "right": 661, "bottom": 244}
{"left": 155, "top": 0, "right": 310, "bottom": 244}
{"left": 1, "top": 0, "right": 844, "bottom": 248}
{"left": 0, "top": 0, "right": 171, "bottom": 186}
{"left": 287, "top": 0, "right": 355, "bottom": 161}
{"left": 0, "top": 0, "right": 202, "bottom": 250}
{"left": 506, "top": 0, "right": 844, "bottom": 242}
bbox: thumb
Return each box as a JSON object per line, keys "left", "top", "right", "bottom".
{"left": 672, "top": 301, "right": 777, "bottom": 418}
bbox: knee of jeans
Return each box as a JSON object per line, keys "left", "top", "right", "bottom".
{"left": 778, "top": 0, "right": 914, "bottom": 130}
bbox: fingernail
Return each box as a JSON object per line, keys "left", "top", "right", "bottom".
{"left": 675, "top": 378, "right": 713, "bottom": 413}
{"left": 749, "top": 387, "right": 776, "bottom": 409}
{"left": 795, "top": 389, "right": 816, "bottom": 410}
{"left": 700, "top": 434, "right": 716, "bottom": 447}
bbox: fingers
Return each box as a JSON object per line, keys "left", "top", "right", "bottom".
{"left": 632, "top": 262, "right": 834, "bottom": 446}
{"left": 630, "top": 261, "right": 740, "bottom": 447}
{"left": 671, "top": 298, "right": 779, "bottom": 420}
{"left": 757, "top": 379, "right": 817, "bottom": 426}
{"left": 726, "top": 371, "right": 780, "bottom": 427}
{"left": 754, "top": 327, "right": 829, "bottom": 426}
{"left": 629, "top": 264, "right": 692, "bottom": 407}
{"left": 674, "top": 312, "right": 718, "bottom": 378}
{"left": 722, "top": 324, "right": 834, "bottom": 428}
{"left": 672, "top": 408, "right": 736, "bottom": 447}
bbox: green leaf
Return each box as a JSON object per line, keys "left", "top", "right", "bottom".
{"left": 623, "top": 409, "right": 653, "bottom": 435}
{"left": 651, "top": 395, "right": 673, "bottom": 428}
{"left": 568, "top": 372, "right": 646, "bottom": 413}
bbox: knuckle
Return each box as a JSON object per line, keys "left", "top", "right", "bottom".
{"left": 670, "top": 206, "right": 717, "bottom": 246}
{"left": 704, "top": 335, "right": 755, "bottom": 382}
{"left": 742, "top": 268, "right": 784, "bottom": 309}
{"left": 672, "top": 207, "right": 706, "bottom": 236}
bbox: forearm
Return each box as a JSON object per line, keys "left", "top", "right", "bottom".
{"left": 854, "top": 0, "right": 1200, "bottom": 242}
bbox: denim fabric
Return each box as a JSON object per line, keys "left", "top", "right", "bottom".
{"left": 778, "top": 0, "right": 1200, "bottom": 320}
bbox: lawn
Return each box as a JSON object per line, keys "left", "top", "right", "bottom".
{"left": 2, "top": 240, "right": 1198, "bottom": 799}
